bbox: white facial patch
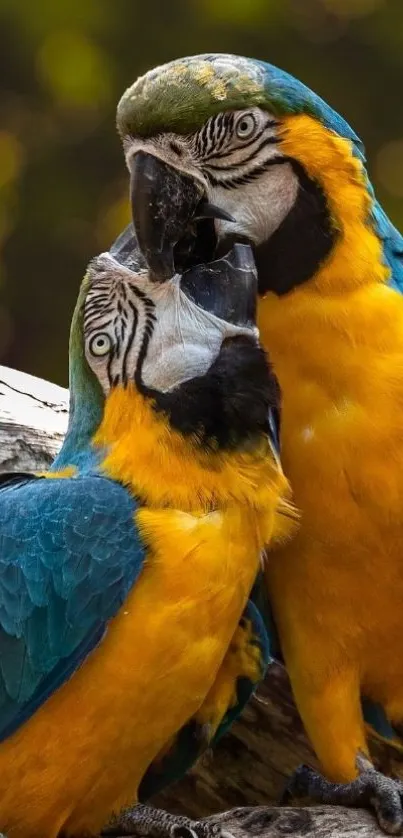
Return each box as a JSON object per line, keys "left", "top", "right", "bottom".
{"left": 124, "top": 105, "right": 299, "bottom": 250}
{"left": 84, "top": 254, "right": 258, "bottom": 395}
{"left": 140, "top": 278, "right": 257, "bottom": 391}
{"left": 210, "top": 164, "right": 298, "bottom": 246}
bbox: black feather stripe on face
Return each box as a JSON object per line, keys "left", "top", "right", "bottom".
{"left": 204, "top": 134, "right": 280, "bottom": 168}
{"left": 206, "top": 155, "right": 290, "bottom": 189}
{"left": 84, "top": 272, "right": 156, "bottom": 390}
{"left": 253, "top": 160, "right": 337, "bottom": 295}
{"left": 189, "top": 111, "right": 280, "bottom": 186}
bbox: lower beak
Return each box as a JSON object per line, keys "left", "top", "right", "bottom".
{"left": 130, "top": 151, "right": 233, "bottom": 282}
{"left": 180, "top": 243, "right": 257, "bottom": 326}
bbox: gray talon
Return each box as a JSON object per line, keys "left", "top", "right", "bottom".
{"left": 102, "top": 804, "right": 225, "bottom": 838}
{"left": 282, "top": 763, "right": 403, "bottom": 835}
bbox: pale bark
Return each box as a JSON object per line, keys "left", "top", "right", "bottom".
{"left": 1, "top": 363, "right": 402, "bottom": 838}
{"left": 189, "top": 804, "right": 388, "bottom": 837}
{"left": 0, "top": 365, "right": 68, "bottom": 472}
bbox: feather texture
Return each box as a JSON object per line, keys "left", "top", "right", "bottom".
{"left": 115, "top": 52, "right": 403, "bottom": 784}
{"left": 0, "top": 472, "right": 144, "bottom": 741}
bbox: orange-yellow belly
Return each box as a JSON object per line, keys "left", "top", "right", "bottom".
{"left": 0, "top": 505, "right": 262, "bottom": 838}
{"left": 259, "top": 281, "right": 403, "bottom": 715}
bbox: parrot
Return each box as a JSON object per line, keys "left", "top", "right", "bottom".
{"left": 0, "top": 227, "right": 295, "bottom": 838}
{"left": 114, "top": 52, "right": 403, "bottom": 833}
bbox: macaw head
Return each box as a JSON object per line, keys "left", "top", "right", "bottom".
{"left": 55, "top": 226, "right": 281, "bottom": 477}
{"left": 116, "top": 53, "right": 402, "bottom": 298}
{"left": 83, "top": 232, "right": 258, "bottom": 402}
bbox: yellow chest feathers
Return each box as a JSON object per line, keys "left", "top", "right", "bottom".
{"left": 93, "top": 384, "right": 295, "bottom": 544}
{"left": 258, "top": 116, "right": 403, "bottom": 527}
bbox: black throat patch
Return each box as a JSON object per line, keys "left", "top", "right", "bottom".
{"left": 254, "top": 158, "right": 337, "bottom": 296}
{"left": 151, "top": 336, "right": 279, "bottom": 452}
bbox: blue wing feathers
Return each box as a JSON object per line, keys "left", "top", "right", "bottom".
{"left": 0, "top": 473, "right": 145, "bottom": 741}
{"left": 371, "top": 201, "right": 403, "bottom": 293}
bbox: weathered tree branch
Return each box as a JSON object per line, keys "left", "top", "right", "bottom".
{"left": 183, "top": 804, "right": 388, "bottom": 837}
{"left": 0, "top": 365, "right": 68, "bottom": 472}
{"left": 1, "top": 363, "right": 401, "bottom": 837}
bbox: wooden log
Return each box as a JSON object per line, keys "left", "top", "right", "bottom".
{"left": 176, "top": 804, "right": 388, "bottom": 838}
{"left": 1, "top": 363, "right": 402, "bottom": 837}
{"left": 0, "top": 365, "right": 68, "bottom": 472}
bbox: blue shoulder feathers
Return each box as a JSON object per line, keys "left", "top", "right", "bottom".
{"left": 0, "top": 473, "right": 145, "bottom": 741}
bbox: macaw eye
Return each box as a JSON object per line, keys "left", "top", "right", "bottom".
{"left": 89, "top": 332, "right": 112, "bottom": 357}
{"left": 235, "top": 113, "right": 257, "bottom": 140}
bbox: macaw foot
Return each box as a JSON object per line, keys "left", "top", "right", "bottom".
{"left": 102, "top": 803, "right": 233, "bottom": 838}
{"left": 281, "top": 760, "right": 403, "bottom": 835}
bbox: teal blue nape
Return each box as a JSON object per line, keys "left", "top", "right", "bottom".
{"left": 52, "top": 269, "right": 105, "bottom": 473}
{"left": 117, "top": 52, "right": 403, "bottom": 292}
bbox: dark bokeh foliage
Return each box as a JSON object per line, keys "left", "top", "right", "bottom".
{"left": 0, "top": 0, "right": 402, "bottom": 385}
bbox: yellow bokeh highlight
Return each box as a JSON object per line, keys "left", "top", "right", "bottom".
{"left": 36, "top": 30, "right": 113, "bottom": 107}
{"left": 376, "top": 140, "right": 403, "bottom": 198}
{"left": 321, "top": 0, "right": 384, "bottom": 18}
{"left": 0, "top": 132, "right": 24, "bottom": 190}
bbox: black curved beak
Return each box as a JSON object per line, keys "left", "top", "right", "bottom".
{"left": 181, "top": 243, "right": 257, "bottom": 326}
{"left": 130, "top": 151, "right": 233, "bottom": 282}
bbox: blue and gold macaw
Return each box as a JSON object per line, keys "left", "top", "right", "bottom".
{"left": 0, "top": 232, "right": 294, "bottom": 838}
{"left": 116, "top": 53, "right": 403, "bottom": 833}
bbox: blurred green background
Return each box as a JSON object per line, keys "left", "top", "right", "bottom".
{"left": 1, "top": 0, "right": 403, "bottom": 386}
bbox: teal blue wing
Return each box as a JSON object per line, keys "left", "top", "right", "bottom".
{"left": 371, "top": 200, "right": 403, "bottom": 293}
{"left": 138, "top": 578, "right": 271, "bottom": 800}
{"left": 0, "top": 472, "right": 144, "bottom": 741}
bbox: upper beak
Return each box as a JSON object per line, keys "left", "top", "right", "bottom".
{"left": 130, "top": 151, "right": 233, "bottom": 282}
